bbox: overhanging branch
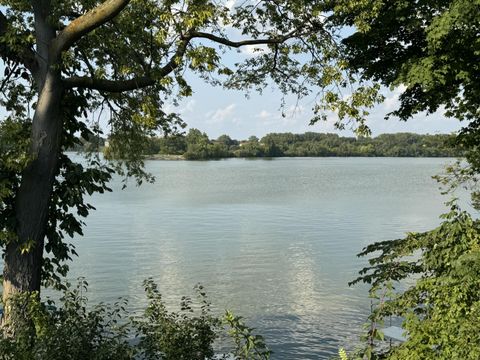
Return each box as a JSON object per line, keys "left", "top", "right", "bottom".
{"left": 65, "top": 34, "right": 192, "bottom": 92}
{"left": 54, "top": 0, "right": 131, "bottom": 56}
{"left": 189, "top": 30, "right": 298, "bottom": 48}
{"left": 64, "top": 76, "right": 155, "bottom": 92}
{"left": 63, "top": 27, "right": 301, "bottom": 93}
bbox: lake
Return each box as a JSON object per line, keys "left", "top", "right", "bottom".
{"left": 66, "top": 157, "right": 454, "bottom": 358}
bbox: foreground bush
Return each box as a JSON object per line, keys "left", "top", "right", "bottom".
{"left": 0, "top": 279, "right": 270, "bottom": 360}
{"left": 342, "top": 202, "right": 480, "bottom": 360}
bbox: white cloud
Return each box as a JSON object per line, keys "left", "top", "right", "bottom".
{"left": 383, "top": 85, "right": 407, "bottom": 111}
{"left": 255, "top": 110, "right": 272, "bottom": 120}
{"left": 206, "top": 103, "right": 237, "bottom": 123}
{"left": 252, "top": 105, "right": 311, "bottom": 130}
{"left": 383, "top": 95, "right": 399, "bottom": 111}
{"left": 161, "top": 99, "right": 196, "bottom": 117}
{"left": 180, "top": 99, "right": 196, "bottom": 114}
{"left": 162, "top": 102, "right": 176, "bottom": 114}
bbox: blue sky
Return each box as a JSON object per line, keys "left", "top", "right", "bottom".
{"left": 171, "top": 75, "right": 462, "bottom": 141}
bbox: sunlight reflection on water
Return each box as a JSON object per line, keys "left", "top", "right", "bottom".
{"left": 63, "top": 157, "right": 454, "bottom": 358}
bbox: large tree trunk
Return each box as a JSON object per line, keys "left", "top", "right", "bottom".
{"left": 2, "top": 72, "right": 64, "bottom": 304}
{"left": 2, "top": 0, "right": 62, "bottom": 317}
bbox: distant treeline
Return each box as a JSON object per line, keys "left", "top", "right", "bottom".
{"left": 141, "top": 129, "right": 463, "bottom": 159}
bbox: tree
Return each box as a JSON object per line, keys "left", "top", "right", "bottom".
{"left": 157, "top": 134, "right": 187, "bottom": 155}
{"left": 234, "top": 136, "right": 264, "bottom": 158}
{"left": 184, "top": 128, "right": 210, "bottom": 159}
{"left": 335, "top": 0, "right": 479, "bottom": 123}
{"left": 332, "top": 1, "right": 480, "bottom": 358}
{"left": 0, "top": 0, "right": 383, "bottom": 320}
{"left": 216, "top": 134, "right": 236, "bottom": 147}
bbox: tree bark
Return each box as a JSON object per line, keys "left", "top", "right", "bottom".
{"left": 3, "top": 71, "right": 64, "bottom": 303}
{"left": 2, "top": 1, "right": 63, "bottom": 316}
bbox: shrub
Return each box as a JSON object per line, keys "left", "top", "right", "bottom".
{"left": 0, "top": 279, "right": 271, "bottom": 360}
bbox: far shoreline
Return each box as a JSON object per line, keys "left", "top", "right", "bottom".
{"left": 143, "top": 154, "right": 462, "bottom": 161}
{"left": 144, "top": 154, "right": 185, "bottom": 160}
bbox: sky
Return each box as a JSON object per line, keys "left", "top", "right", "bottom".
{"left": 162, "top": 16, "right": 463, "bottom": 141}
{"left": 170, "top": 74, "right": 462, "bottom": 141}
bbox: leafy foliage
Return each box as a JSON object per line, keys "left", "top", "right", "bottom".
{"left": 0, "top": 117, "right": 31, "bottom": 247}
{"left": 224, "top": 310, "right": 271, "bottom": 360}
{"left": 0, "top": 280, "right": 133, "bottom": 360}
{"left": 336, "top": 0, "right": 480, "bottom": 123}
{"left": 133, "top": 280, "right": 219, "bottom": 360}
{"left": 338, "top": 348, "right": 349, "bottom": 360}
{"left": 0, "top": 279, "right": 271, "bottom": 360}
{"left": 349, "top": 202, "right": 480, "bottom": 359}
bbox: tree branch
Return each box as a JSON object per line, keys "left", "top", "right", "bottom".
{"left": 63, "top": 27, "right": 299, "bottom": 93}
{"left": 63, "top": 76, "right": 155, "bottom": 92}
{"left": 64, "top": 34, "right": 192, "bottom": 92}
{"left": 189, "top": 30, "right": 298, "bottom": 48}
{"left": 54, "top": 0, "right": 130, "bottom": 56}
{"left": 157, "top": 36, "right": 191, "bottom": 77}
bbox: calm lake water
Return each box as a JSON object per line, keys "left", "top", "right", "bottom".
{"left": 66, "top": 157, "right": 454, "bottom": 358}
